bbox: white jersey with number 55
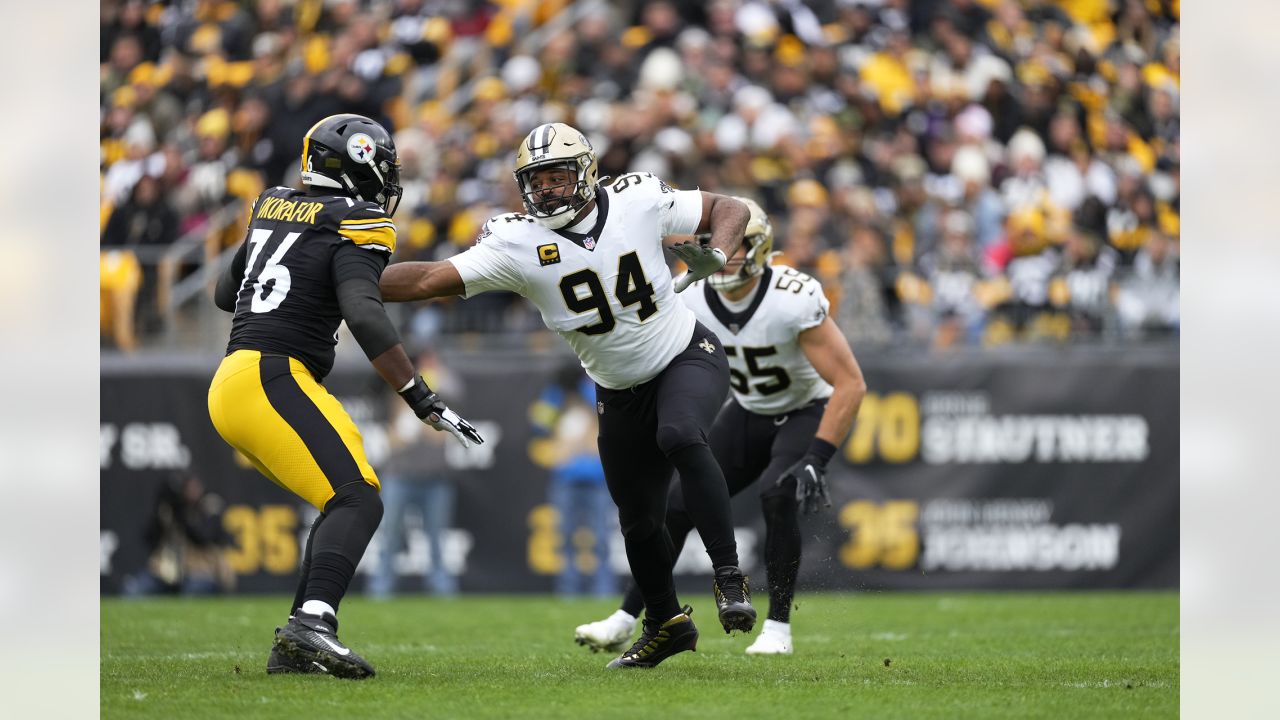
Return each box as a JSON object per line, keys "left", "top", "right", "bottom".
{"left": 680, "top": 264, "right": 833, "bottom": 416}
{"left": 448, "top": 172, "right": 703, "bottom": 390}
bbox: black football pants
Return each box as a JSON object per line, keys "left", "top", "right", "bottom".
{"left": 595, "top": 323, "right": 737, "bottom": 622}
{"left": 619, "top": 398, "right": 826, "bottom": 623}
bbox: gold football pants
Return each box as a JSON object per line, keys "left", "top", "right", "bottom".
{"left": 208, "top": 350, "right": 379, "bottom": 510}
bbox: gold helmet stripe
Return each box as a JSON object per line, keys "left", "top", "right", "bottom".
{"left": 300, "top": 114, "right": 366, "bottom": 175}
{"left": 299, "top": 116, "right": 334, "bottom": 175}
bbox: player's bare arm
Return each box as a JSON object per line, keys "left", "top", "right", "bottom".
{"left": 780, "top": 316, "right": 865, "bottom": 514}
{"left": 335, "top": 234, "right": 483, "bottom": 448}
{"left": 671, "top": 193, "right": 749, "bottom": 293}
{"left": 379, "top": 259, "right": 467, "bottom": 302}
{"left": 697, "top": 192, "right": 749, "bottom": 259}
{"left": 798, "top": 317, "right": 867, "bottom": 448}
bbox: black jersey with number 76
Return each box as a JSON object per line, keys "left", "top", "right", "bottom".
{"left": 225, "top": 185, "right": 397, "bottom": 380}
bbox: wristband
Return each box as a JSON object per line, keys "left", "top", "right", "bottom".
{"left": 398, "top": 375, "right": 434, "bottom": 416}
{"left": 807, "top": 438, "right": 837, "bottom": 466}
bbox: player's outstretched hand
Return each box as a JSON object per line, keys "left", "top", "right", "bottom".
{"left": 670, "top": 241, "right": 727, "bottom": 293}
{"left": 398, "top": 376, "right": 485, "bottom": 448}
{"left": 426, "top": 404, "right": 484, "bottom": 448}
{"left": 778, "top": 452, "right": 832, "bottom": 515}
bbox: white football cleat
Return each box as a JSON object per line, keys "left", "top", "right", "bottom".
{"left": 574, "top": 610, "right": 637, "bottom": 653}
{"left": 745, "top": 619, "right": 793, "bottom": 655}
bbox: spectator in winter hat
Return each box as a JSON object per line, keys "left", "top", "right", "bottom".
{"left": 950, "top": 145, "right": 1006, "bottom": 249}
{"left": 1000, "top": 127, "right": 1049, "bottom": 210}
{"left": 1044, "top": 138, "right": 1117, "bottom": 211}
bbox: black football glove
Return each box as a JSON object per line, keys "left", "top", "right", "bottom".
{"left": 777, "top": 439, "right": 838, "bottom": 515}
{"left": 398, "top": 375, "right": 484, "bottom": 449}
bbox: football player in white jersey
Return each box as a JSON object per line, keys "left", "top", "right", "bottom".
{"left": 574, "top": 197, "right": 867, "bottom": 656}
{"left": 380, "top": 123, "right": 757, "bottom": 668}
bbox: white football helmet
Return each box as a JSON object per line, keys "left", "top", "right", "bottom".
{"left": 708, "top": 196, "right": 774, "bottom": 291}
{"left": 513, "top": 122, "right": 600, "bottom": 229}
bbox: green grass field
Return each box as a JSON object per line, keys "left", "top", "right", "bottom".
{"left": 102, "top": 591, "right": 1178, "bottom": 719}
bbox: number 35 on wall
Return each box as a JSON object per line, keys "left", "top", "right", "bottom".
{"left": 223, "top": 504, "right": 299, "bottom": 575}
{"left": 839, "top": 500, "right": 920, "bottom": 570}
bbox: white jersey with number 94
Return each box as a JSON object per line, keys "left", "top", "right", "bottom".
{"left": 448, "top": 173, "right": 704, "bottom": 390}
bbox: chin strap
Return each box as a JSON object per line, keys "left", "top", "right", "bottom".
{"left": 530, "top": 205, "right": 578, "bottom": 230}
{"left": 301, "top": 172, "right": 343, "bottom": 189}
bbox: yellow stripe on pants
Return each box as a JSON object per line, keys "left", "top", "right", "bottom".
{"left": 208, "top": 349, "right": 379, "bottom": 510}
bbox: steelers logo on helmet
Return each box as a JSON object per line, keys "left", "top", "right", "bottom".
{"left": 347, "top": 133, "right": 377, "bottom": 164}
{"left": 299, "top": 114, "right": 403, "bottom": 216}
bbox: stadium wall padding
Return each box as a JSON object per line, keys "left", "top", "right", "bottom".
{"left": 100, "top": 348, "right": 1178, "bottom": 594}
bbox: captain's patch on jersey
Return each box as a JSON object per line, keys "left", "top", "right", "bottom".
{"left": 347, "top": 133, "right": 376, "bottom": 163}
{"left": 537, "top": 243, "right": 560, "bottom": 266}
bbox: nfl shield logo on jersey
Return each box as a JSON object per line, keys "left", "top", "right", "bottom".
{"left": 597, "top": 401, "right": 604, "bottom": 415}
{"left": 584, "top": 236, "right": 596, "bottom": 250}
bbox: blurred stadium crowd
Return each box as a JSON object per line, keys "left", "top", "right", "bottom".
{"left": 100, "top": 0, "right": 1179, "bottom": 353}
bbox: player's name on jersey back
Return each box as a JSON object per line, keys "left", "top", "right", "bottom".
{"left": 256, "top": 197, "right": 325, "bottom": 225}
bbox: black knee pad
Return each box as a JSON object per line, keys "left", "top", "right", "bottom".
{"left": 314, "top": 481, "right": 384, "bottom": 567}
{"left": 617, "top": 510, "right": 662, "bottom": 541}
{"left": 655, "top": 419, "right": 705, "bottom": 456}
{"left": 760, "top": 482, "right": 799, "bottom": 523}
{"left": 325, "top": 480, "right": 384, "bottom": 525}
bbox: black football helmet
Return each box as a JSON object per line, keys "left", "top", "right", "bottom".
{"left": 299, "top": 113, "right": 403, "bottom": 216}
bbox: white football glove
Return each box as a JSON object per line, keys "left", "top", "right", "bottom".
{"left": 426, "top": 405, "right": 484, "bottom": 449}
{"left": 670, "top": 241, "right": 727, "bottom": 293}
{"left": 398, "top": 376, "right": 485, "bottom": 449}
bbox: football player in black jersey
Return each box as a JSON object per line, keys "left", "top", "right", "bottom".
{"left": 208, "top": 114, "right": 483, "bottom": 679}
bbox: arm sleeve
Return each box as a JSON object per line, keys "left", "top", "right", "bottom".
{"left": 446, "top": 224, "right": 526, "bottom": 298}
{"left": 659, "top": 188, "right": 705, "bottom": 236}
{"left": 213, "top": 239, "right": 249, "bottom": 312}
{"left": 333, "top": 242, "right": 402, "bottom": 360}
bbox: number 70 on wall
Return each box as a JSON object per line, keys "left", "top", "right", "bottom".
{"left": 843, "top": 392, "right": 920, "bottom": 464}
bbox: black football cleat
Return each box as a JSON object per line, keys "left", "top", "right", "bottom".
{"left": 267, "top": 623, "right": 327, "bottom": 674}
{"left": 273, "top": 611, "right": 376, "bottom": 679}
{"left": 713, "top": 566, "right": 757, "bottom": 634}
{"left": 606, "top": 606, "right": 698, "bottom": 669}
